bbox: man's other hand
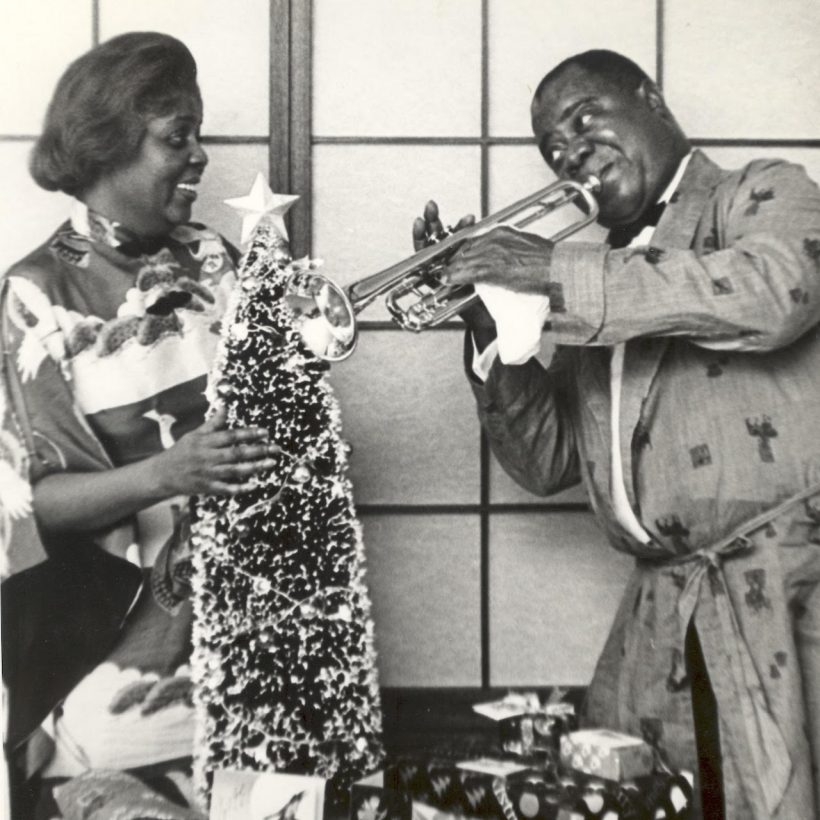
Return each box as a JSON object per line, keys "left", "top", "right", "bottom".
{"left": 411, "top": 200, "right": 495, "bottom": 339}
{"left": 412, "top": 200, "right": 476, "bottom": 251}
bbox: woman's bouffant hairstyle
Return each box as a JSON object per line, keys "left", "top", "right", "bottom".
{"left": 30, "top": 32, "right": 201, "bottom": 196}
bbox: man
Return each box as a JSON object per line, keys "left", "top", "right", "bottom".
{"left": 414, "top": 50, "right": 820, "bottom": 819}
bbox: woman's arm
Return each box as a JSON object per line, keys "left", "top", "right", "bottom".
{"left": 33, "top": 406, "right": 279, "bottom": 534}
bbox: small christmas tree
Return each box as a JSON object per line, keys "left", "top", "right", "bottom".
{"left": 190, "top": 175, "right": 384, "bottom": 803}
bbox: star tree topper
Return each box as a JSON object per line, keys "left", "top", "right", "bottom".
{"left": 224, "top": 172, "right": 300, "bottom": 244}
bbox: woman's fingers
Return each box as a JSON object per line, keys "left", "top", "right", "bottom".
{"left": 199, "top": 408, "right": 272, "bottom": 447}
{"left": 200, "top": 457, "right": 276, "bottom": 496}
{"left": 207, "top": 426, "right": 271, "bottom": 450}
{"left": 212, "top": 458, "right": 279, "bottom": 479}
{"left": 217, "top": 441, "right": 278, "bottom": 464}
{"left": 207, "top": 479, "right": 259, "bottom": 495}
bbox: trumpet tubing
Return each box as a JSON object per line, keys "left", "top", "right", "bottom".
{"left": 350, "top": 175, "right": 600, "bottom": 331}
{"left": 284, "top": 176, "right": 600, "bottom": 360}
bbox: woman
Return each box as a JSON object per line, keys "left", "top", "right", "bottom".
{"left": 1, "top": 32, "right": 277, "bottom": 818}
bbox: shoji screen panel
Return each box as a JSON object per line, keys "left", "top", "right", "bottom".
{"left": 311, "top": 0, "right": 640, "bottom": 688}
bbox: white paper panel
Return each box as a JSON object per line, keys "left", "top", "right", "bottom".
{"left": 0, "top": 141, "right": 73, "bottom": 273}
{"left": 665, "top": 0, "right": 820, "bottom": 139}
{"left": 329, "top": 329, "right": 480, "bottom": 506}
{"left": 312, "top": 144, "right": 481, "bottom": 320}
{"left": 0, "top": 0, "right": 93, "bottom": 135}
{"left": 488, "top": 0, "right": 656, "bottom": 136}
{"left": 363, "top": 514, "right": 482, "bottom": 686}
{"left": 490, "top": 512, "right": 633, "bottom": 686}
{"left": 100, "top": 0, "right": 270, "bottom": 136}
{"left": 313, "top": 0, "right": 482, "bottom": 137}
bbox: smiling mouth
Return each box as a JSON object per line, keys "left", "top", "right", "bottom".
{"left": 176, "top": 182, "right": 199, "bottom": 201}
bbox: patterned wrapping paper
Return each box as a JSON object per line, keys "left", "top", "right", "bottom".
{"left": 350, "top": 758, "right": 535, "bottom": 820}
{"left": 559, "top": 729, "right": 654, "bottom": 782}
{"left": 350, "top": 771, "right": 413, "bottom": 820}
{"left": 349, "top": 754, "right": 693, "bottom": 820}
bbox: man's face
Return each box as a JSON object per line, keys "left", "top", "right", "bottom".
{"left": 531, "top": 66, "right": 680, "bottom": 227}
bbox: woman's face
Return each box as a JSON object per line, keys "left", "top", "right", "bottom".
{"left": 87, "top": 94, "right": 208, "bottom": 236}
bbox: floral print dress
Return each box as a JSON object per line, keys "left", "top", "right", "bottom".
{"left": 1, "top": 201, "right": 238, "bottom": 788}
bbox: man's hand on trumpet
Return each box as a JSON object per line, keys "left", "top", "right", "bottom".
{"left": 442, "top": 226, "right": 556, "bottom": 295}
{"left": 412, "top": 200, "right": 496, "bottom": 347}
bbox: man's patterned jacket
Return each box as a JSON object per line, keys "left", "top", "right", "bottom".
{"left": 470, "top": 150, "right": 820, "bottom": 819}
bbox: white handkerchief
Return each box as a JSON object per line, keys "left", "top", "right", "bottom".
{"left": 475, "top": 283, "right": 550, "bottom": 364}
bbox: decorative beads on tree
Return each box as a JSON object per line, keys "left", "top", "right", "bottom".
{"left": 190, "top": 186, "right": 383, "bottom": 803}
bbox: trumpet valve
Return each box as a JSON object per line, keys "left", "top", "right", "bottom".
{"left": 384, "top": 270, "right": 455, "bottom": 331}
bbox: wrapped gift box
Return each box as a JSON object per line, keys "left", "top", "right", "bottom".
{"left": 559, "top": 729, "right": 654, "bottom": 782}
{"left": 351, "top": 757, "right": 533, "bottom": 820}
{"left": 354, "top": 754, "right": 692, "bottom": 820}
{"left": 504, "top": 769, "right": 694, "bottom": 820}
{"left": 498, "top": 704, "right": 576, "bottom": 759}
{"left": 505, "top": 774, "right": 590, "bottom": 820}
{"left": 472, "top": 693, "right": 576, "bottom": 759}
{"left": 350, "top": 771, "right": 412, "bottom": 820}
{"left": 454, "top": 758, "right": 539, "bottom": 817}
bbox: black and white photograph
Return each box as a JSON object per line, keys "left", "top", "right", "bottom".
{"left": 1, "top": 1, "right": 819, "bottom": 818}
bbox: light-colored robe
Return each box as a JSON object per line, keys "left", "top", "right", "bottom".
{"left": 472, "top": 150, "right": 820, "bottom": 819}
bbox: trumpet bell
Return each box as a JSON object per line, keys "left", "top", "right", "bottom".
{"left": 284, "top": 271, "right": 358, "bottom": 361}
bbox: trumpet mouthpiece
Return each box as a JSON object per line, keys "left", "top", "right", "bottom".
{"left": 584, "top": 175, "right": 602, "bottom": 193}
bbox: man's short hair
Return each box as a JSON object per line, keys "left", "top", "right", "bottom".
{"left": 30, "top": 32, "right": 200, "bottom": 197}
{"left": 533, "top": 49, "right": 652, "bottom": 102}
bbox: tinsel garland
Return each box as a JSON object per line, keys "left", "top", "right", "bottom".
{"left": 190, "top": 222, "right": 384, "bottom": 803}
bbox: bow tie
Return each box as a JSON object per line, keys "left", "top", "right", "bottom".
{"left": 607, "top": 201, "right": 667, "bottom": 249}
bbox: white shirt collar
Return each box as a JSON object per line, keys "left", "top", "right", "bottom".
{"left": 70, "top": 198, "right": 91, "bottom": 235}
{"left": 658, "top": 150, "right": 693, "bottom": 205}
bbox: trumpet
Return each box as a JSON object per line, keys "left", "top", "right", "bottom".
{"left": 284, "top": 175, "right": 600, "bottom": 362}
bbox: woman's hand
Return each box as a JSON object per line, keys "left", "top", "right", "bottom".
{"left": 33, "top": 407, "right": 281, "bottom": 535}
{"left": 155, "top": 406, "right": 280, "bottom": 496}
